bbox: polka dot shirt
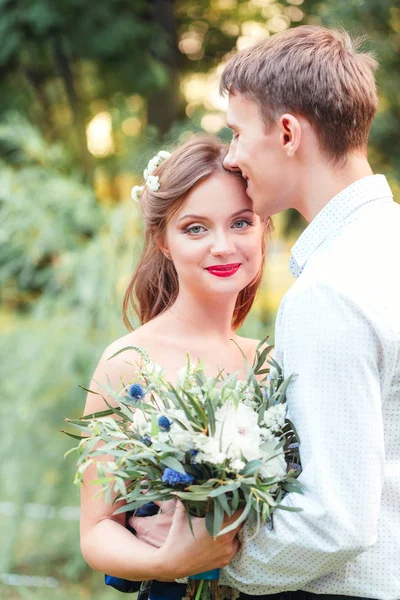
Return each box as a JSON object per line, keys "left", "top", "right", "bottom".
{"left": 221, "top": 175, "right": 400, "bottom": 599}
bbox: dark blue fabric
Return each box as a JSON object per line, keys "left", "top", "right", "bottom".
{"left": 105, "top": 574, "right": 142, "bottom": 593}
{"left": 149, "top": 581, "right": 186, "bottom": 600}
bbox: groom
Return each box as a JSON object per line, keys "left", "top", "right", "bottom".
{"left": 136, "top": 26, "right": 400, "bottom": 600}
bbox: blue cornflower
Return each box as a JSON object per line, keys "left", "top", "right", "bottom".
{"left": 190, "top": 449, "right": 198, "bottom": 457}
{"left": 141, "top": 435, "right": 152, "bottom": 447}
{"left": 158, "top": 416, "right": 171, "bottom": 431}
{"left": 128, "top": 383, "right": 146, "bottom": 402}
{"left": 162, "top": 468, "right": 194, "bottom": 487}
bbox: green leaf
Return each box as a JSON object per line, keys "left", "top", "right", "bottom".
{"left": 168, "top": 384, "right": 195, "bottom": 424}
{"left": 215, "top": 492, "right": 233, "bottom": 518}
{"left": 232, "top": 487, "right": 239, "bottom": 511}
{"left": 61, "top": 430, "right": 86, "bottom": 441}
{"left": 151, "top": 413, "right": 159, "bottom": 437}
{"left": 256, "top": 368, "right": 270, "bottom": 375}
{"left": 63, "top": 445, "right": 79, "bottom": 458}
{"left": 282, "top": 482, "right": 303, "bottom": 494}
{"left": 254, "top": 345, "right": 273, "bottom": 375}
{"left": 114, "top": 492, "right": 170, "bottom": 514}
{"left": 107, "top": 345, "right": 150, "bottom": 364}
{"left": 79, "top": 385, "right": 102, "bottom": 395}
{"left": 160, "top": 455, "right": 186, "bottom": 474}
{"left": 98, "top": 394, "right": 133, "bottom": 423}
{"left": 204, "top": 398, "right": 215, "bottom": 436}
{"left": 217, "top": 494, "right": 252, "bottom": 536}
{"left": 184, "top": 390, "right": 207, "bottom": 428}
{"left": 241, "top": 459, "right": 262, "bottom": 476}
{"left": 205, "top": 509, "right": 214, "bottom": 537}
{"left": 172, "top": 491, "right": 209, "bottom": 502}
{"left": 230, "top": 338, "right": 249, "bottom": 374}
{"left": 255, "top": 489, "right": 276, "bottom": 506}
{"left": 275, "top": 504, "right": 303, "bottom": 512}
{"left": 209, "top": 481, "right": 241, "bottom": 497}
{"left": 213, "top": 497, "right": 225, "bottom": 536}
{"left": 79, "top": 408, "right": 114, "bottom": 420}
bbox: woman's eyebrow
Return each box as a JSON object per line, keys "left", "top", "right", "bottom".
{"left": 177, "top": 209, "right": 254, "bottom": 223}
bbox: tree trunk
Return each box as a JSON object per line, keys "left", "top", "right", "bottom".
{"left": 51, "top": 31, "right": 94, "bottom": 184}
{"left": 147, "top": 0, "right": 184, "bottom": 135}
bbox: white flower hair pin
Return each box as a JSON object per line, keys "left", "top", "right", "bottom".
{"left": 131, "top": 150, "right": 171, "bottom": 202}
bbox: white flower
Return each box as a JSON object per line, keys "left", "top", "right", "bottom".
{"left": 146, "top": 175, "right": 160, "bottom": 192}
{"left": 174, "top": 431, "right": 194, "bottom": 451}
{"left": 131, "top": 185, "right": 144, "bottom": 202}
{"left": 144, "top": 157, "right": 159, "bottom": 178}
{"left": 143, "top": 151, "right": 170, "bottom": 178}
{"left": 196, "top": 402, "right": 262, "bottom": 466}
{"left": 219, "top": 401, "right": 262, "bottom": 461}
{"left": 142, "top": 360, "right": 165, "bottom": 379}
{"left": 260, "top": 428, "right": 275, "bottom": 442}
{"left": 267, "top": 366, "right": 279, "bottom": 380}
{"left": 263, "top": 403, "right": 286, "bottom": 432}
{"left": 131, "top": 409, "right": 150, "bottom": 436}
{"left": 166, "top": 408, "right": 192, "bottom": 432}
{"left": 155, "top": 431, "right": 170, "bottom": 444}
{"left": 259, "top": 440, "right": 287, "bottom": 480}
{"left": 196, "top": 436, "right": 227, "bottom": 465}
{"left": 229, "top": 458, "right": 246, "bottom": 472}
{"left": 157, "top": 150, "right": 171, "bottom": 160}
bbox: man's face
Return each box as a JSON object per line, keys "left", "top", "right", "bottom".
{"left": 224, "top": 92, "right": 293, "bottom": 218}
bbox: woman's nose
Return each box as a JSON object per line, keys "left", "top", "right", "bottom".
{"left": 210, "top": 232, "right": 236, "bottom": 257}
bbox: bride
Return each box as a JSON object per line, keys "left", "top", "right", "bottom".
{"left": 79, "top": 135, "right": 272, "bottom": 595}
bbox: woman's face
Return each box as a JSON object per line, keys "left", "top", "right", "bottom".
{"left": 164, "top": 171, "right": 264, "bottom": 300}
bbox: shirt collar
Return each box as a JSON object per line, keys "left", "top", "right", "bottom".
{"left": 289, "top": 174, "right": 393, "bottom": 278}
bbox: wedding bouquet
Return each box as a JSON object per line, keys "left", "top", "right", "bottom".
{"left": 64, "top": 339, "right": 301, "bottom": 600}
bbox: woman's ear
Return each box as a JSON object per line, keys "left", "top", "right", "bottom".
{"left": 279, "top": 113, "right": 301, "bottom": 157}
{"left": 157, "top": 239, "right": 172, "bottom": 261}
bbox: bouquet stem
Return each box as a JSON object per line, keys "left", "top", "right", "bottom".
{"left": 186, "top": 570, "right": 220, "bottom": 600}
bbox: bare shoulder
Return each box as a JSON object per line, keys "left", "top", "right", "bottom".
{"left": 236, "top": 335, "right": 275, "bottom": 366}
{"left": 236, "top": 336, "right": 261, "bottom": 364}
{"left": 84, "top": 328, "right": 150, "bottom": 415}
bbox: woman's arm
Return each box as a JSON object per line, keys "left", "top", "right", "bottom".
{"left": 79, "top": 343, "right": 170, "bottom": 581}
{"left": 80, "top": 342, "right": 242, "bottom": 581}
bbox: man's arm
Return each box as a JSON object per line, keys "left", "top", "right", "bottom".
{"left": 220, "top": 282, "right": 387, "bottom": 593}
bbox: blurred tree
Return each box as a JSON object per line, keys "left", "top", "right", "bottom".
{"left": 0, "top": 0, "right": 175, "bottom": 180}
{"left": 1, "top": 4, "right": 398, "bottom": 597}
{"left": 304, "top": 0, "right": 400, "bottom": 182}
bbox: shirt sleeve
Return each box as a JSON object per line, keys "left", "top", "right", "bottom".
{"left": 221, "top": 282, "right": 386, "bottom": 593}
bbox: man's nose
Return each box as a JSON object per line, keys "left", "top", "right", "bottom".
{"left": 223, "top": 145, "right": 241, "bottom": 173}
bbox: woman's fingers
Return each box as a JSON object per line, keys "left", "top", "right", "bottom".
{"left": 128, "top": 500, "right": 177, "bottom": 548}
{"left": 155, "top": 503, "right": 242, "bottom": 579}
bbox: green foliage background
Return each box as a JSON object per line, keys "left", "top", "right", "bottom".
{"left": 1, "top": 1, "right": 398, "bottom": 598}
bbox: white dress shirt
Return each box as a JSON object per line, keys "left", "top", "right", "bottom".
{"left": 222, "top": 175, "right": 400, "bottom": 599}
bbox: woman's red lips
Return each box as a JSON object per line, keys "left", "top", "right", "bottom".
{"left": 205, "top": 263, "right": 241, "bottom": 277}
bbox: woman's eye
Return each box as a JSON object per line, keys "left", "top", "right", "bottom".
{"left": 232, "top": 219, "right": 252, "bottom": 230}
{"left": 185, "top": 225, "right": 206, "bottom": 235}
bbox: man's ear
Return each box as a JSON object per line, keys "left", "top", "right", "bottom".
{"left": 278, "top": 114, "right": 301, "bottom": 157}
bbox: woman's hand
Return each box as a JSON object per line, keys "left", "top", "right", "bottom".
{"left": 154, "top": 502, "right": 242, "bottom": 580}
{"left": 129, "top": 500, "right": 177, "bottom": 548}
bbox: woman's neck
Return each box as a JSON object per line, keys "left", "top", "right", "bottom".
{"left": 159, "top": 289, "right": 238, "bottom": 342}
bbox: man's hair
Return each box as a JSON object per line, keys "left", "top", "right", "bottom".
{"left": 220, "top": 26, "right": 379, "bottom": 161}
